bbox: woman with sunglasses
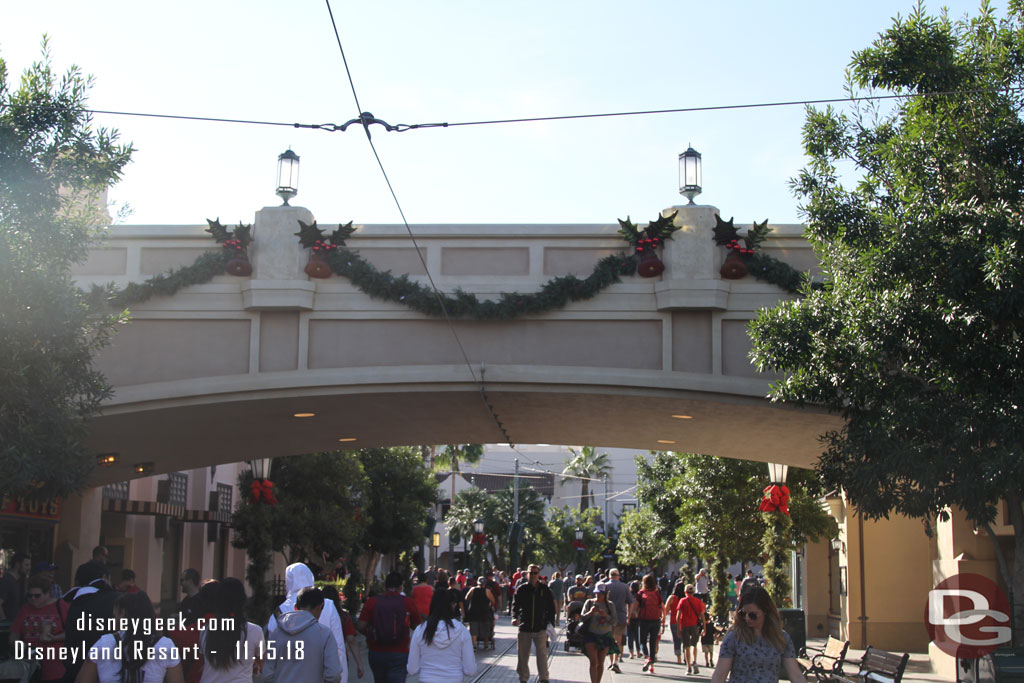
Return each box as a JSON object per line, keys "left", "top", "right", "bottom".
{"left": 9, "top": 576, "right": 69, "bottom": 681}
{"left": 710, "top": 587, "right": 806, "bottom": 683}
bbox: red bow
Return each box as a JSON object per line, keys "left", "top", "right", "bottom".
{"left": 758, "top": 484, "right": 790, "bottom": 515}
{"left": 249, "top": 479, "right": 277, "bottom": 505}
{"left": 572, "top": 540, "right": 587, "bottom": 550}
{"left": 472, "top": 532, "right": 486, "bottom": 545}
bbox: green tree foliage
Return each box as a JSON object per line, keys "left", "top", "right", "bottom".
{"left": 447, "top": 482, "right": 547, "bottom": 570}
{"left": 749, "top": 1, "right": 1024, "bottom": 623}
{"left": 0, "top": 39, "right": 132, "bottom": 499}
{"left": 231, "top": 452, "right": 368, "bottom": 617}
{"left": 562, "top": 446, "right": 611, "bottom": 513}
{"left": 616, "top": 506, "right": 673, "bottom": 569}
{"left": 358, "top": 447, "right": 439, "bottom": 571}
{"left": 540, "top": 505, "right": 608, "bottom": 574}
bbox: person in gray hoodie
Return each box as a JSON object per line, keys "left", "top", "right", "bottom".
{"left": 268, "top": 562, "right": 348, "bottom": 682}
{"left": 263, "top": 586, "right": 342, "bottom": 683}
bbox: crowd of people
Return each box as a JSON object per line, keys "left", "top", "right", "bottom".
{"left": 0, "top": 546, "right": 804, "bottom": 683}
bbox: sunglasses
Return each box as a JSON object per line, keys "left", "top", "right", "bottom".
{"left": 739, "top": 610, "right": 762, "bottom": 620}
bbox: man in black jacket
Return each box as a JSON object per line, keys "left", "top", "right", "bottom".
{"left": 511, "top": 564, "right": 556, "bottom": 683}
{"left": 62, "top": 562, "right": 120, "bottom": 683}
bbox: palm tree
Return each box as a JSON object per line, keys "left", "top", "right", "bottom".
{"left": 432, "top": 444, "right": 485, "bottom": 569}
{"left": 562, "top": 446, "right": 611, "bottom": 513}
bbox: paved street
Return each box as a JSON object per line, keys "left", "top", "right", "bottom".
{"left": 351, "top": 614, "right": 953, "bottom": 683}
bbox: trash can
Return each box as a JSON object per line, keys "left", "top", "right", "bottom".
{"left": 778, "top": 608, "right": 806, "bottom": 655}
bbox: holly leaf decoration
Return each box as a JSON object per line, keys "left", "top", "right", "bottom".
{"left": 645, "top": 211, "right": 680, "bottom": 241}
{"left": 205, "top": 218, "right": 231, "bottom": 243}
{"left": 234, "top": 223, "right": 254, "bottom": 248}
{"left": 743, "top": 219, "right": 771, "bottom": 251}
{"left": 328, "top": 221, "right": 358, "bottom": 248}
{"left": 617, "top": 216, "right": 643, "bottom": 244}
{"left": 295, "top": 219, "right": 327, "bottom": 249}
{"left": 712, "top": 215, "right": 739, "bottom": 246}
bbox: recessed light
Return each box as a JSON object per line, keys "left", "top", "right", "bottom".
{"left": 657, "top": 440, "right": 676, "bottom": 444}
{"left": 293, "top": 412, "right": 316, "bottom": 418}
{"left": 672, "top": 414, "right": 693, "bottom": 420}
{"left": 96, "top": 453, "right": 118, "bottom": 467}
{"left": 337, "top": 438, "right": 357, "bottom": 442}
{"left": 134, "top": 462, "right": 154, "bottom": 475}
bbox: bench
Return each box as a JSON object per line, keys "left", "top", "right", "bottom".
{"left": 797, "top": 636, "right": 850, "bottom": 681}
{"left": 832, "top": 646, "right": 909, "bottom": 683}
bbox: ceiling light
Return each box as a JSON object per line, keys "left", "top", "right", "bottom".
{"left": 293, "top": 412, "right": 315, "bottom": 418}
{"left": 672, "top": 414, "right": 693, "bottom": 419}
{"left": 133, "top": 462, "right": 154, "bottom": 475}
{"left": 96, "top": 453, "right": 118, "bottom": 467}
{"left": 657, "top": 440, "right": 676, "bottom": 444}
{"left": 337, "top": 437, "right": 357, "bottom": 442}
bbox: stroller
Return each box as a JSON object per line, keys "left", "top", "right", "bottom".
{"left": 563, "top": 600, "right": 586, "bottom": 652}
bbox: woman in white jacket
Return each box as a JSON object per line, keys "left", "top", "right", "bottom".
{"left": 407, "top": 589, "right": 477, "bottom": 683}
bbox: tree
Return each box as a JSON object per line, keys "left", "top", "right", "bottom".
{"left": 749, "top": 2, "right": 1024, "bottom": 630}
{"left": 231, "top": 452, "right": 368, "bottom": 618}
{"left": 0, "top": 39, "right": 133, "bottom": 499}
{"left": 562, "top": 446, "right": 611, "bottom": 513}
{"left": 616, "top": 506, "right": 673, "bottom": 570}
{"left": 357, "top": 447, "right": 438, "bottom": 578}
{"left": 540, "top": 505, "right": 607, "bottom": 574}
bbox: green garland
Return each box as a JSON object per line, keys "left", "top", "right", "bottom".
{"left": 712, "top": 216, "right": 822, "bottom": 294}
{"left": 325, "top": 247, "right": 637, "bottom": 320}
{"left": 87, "top": 250, "right": 229, "bottom": 310}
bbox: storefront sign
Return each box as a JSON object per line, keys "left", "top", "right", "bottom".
{"left": 0, "top": 496, "right": 61, "bottom": 521}
{"left": 926, "top": 573, "right": 1011, "bottom": 659}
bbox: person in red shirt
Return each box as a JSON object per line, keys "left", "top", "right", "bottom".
{"left": 10, "top": 576, "right": 69, "bottom": 682}
{"left": 358, "top": 571, "right": 422, "bottom": 683}
{"left": 673, "top": 583, "right": 707, "bottom": 675}
{"left": 411, "top": 573, "right": 434, "bottom": 620}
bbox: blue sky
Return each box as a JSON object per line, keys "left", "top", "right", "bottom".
{"left": 2, "top": 0, "right": 984, "bottom": 228}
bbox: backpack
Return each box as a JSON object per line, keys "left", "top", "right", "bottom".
{"left": 639, "top": 590, "right": 662, "bottom": 620}
{"left": 372, "top": 593, "right": 410, "bottom": 646}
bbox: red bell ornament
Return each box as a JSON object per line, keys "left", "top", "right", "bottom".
{"left": 305, "top": 253, "right": 332, "bottom": 279}
{"left": 225, "top": 253, "right": 252, "bottom": 277}
{"left": 720, "top": 250, "right": 748, "bottom": 279}
{"left": 636, "top": 250, "right": 665, "bottom": 278}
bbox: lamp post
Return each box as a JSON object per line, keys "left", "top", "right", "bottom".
{"left": 432, "top": 532, "right": 441, "bottom": 568}
{"left": 276, "top": 149, "right": 300, "bottom": 205}
{"left": 575, "top": 526, "right": 584, "bottom": 574}
{"left": 767, "top": 462, "right": 788, "bottom": 486}
{"left": 473, "top": 518, "right": 485, "bottom": 576}
{"left": 762, "top": 462, "right": 792, "bottom": 605}
{"left": 678, "top": 146, "right": 702, "bottom": 204}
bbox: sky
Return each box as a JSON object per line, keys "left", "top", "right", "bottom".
{"left": 2, "top": 0, "right": 986, "bottom": 228}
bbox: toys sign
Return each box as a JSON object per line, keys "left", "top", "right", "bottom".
{"left": 926, "top": 573, "right": 1011, "bottom": 659}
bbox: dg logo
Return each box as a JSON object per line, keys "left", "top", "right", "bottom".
{"left": 926, "top": 573, "right": 1012, "bottom": 659}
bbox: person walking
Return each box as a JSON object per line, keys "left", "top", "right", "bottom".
{"left": 199, "top": 578, "right": 264, "bottom": 683}
{"left": 695, "top": 568, "right": 711, "bottom": 605}
{"left": 726, "top": 573, "right": 738, "bottom": 614}
{"left": 602, "top": 568, "right": 634, "bottom": 672}
{"left": 407, "top": 589, "right": 477, "bottom": 683}
{"left": 511, "top": 563, "right": 556, "bottom": 683}
{"left": 0, "top": 552, "right": 31, "bottom": 620}
{"left": 358, "top": 571, "right": 421, "bottom": 683}
{"left": 323, "top": 585, "right": 365, "bottom": 680}
{"left": 62, "top": 561, "right": 119, "bottom": 683}
{"left": 580, "top": 582, "right": 617, "bottom": 683}
{"left": 77, "top": 591, "right": 184, "bottom": 683}
{"left": 636, "top": 574, "right": 664, "bottom": 674}
{"left": 548, "top": 572, "right": 564, "bottom": 626}
{"left": 269, "top": 563, "right": 348, "bottom": 683}
{"left": 626, "top": 580, "right": 644, "bottom": 660}
{"left": 411, "top": 573, "right": 434, "bottom": 621}
{"left": 465, "top": 576, "right": 496, "bottom": 650}
{"left": 710, "top": 587, "right": 806, "bottom": 683}
{"left": 675, "top": 584, "right": 707, "bottom": 675}
{"left": 665, "top": 582, "right": 686, "bottom": 664}
{"left": 739, "top": 570, "right": 759, "bottom": 596}
{"left": 263, "top": 586, "right": 342, "bottom": 683}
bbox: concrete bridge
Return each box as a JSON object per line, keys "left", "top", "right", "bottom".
{"left": 75, "top": 203, "right": 839, "bottom": 484}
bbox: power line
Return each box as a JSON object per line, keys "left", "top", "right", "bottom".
{"left": 4, "top": 85, "right": 1018, "bottom": 135}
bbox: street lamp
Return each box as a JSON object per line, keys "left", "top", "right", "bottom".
{"left": 249, "top": 457, "right": 273, "bottom": 481}
{"left": 276, "top": 149, "right": 300, "bottom": 205}
{"left": 431, "top": 532, "right": 441, "bottom": 568}
{"left": 767, "top": 462, "right": 789, "bottom": 485}
{"left": 575, "top": 526, "right": 584, "bottom": 573}
{"left": 473, "top": 518, "right": 485, "bottom": 536}
{"left": 473, "top": 518, "right": 485, "bottom": 575}
{"left": 678, "top": 146, "right": 702, "bottom": 204}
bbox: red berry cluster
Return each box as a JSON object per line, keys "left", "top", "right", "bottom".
{"left": 311, "top": 239, "right": 338, "bottom": 253}
{"left": 222, "top": 238, "right": 246, "bottom": 251}
{"left": 635, "top": 236, "right": 661, "bottom": 253}
{"left": 726, "top": 239, "right": 754, "bottom": 255}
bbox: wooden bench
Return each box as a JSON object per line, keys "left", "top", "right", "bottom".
{"left": 797, "top": 636, "right": 850, "bottom": 681}
{"left": 832, "top": 646, "right": 909, "bottom": 683}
